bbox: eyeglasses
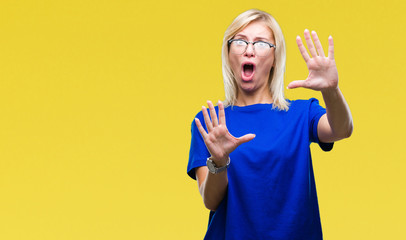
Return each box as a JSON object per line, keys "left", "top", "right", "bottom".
{"left": 228, "top": 39, "right": 276, "bottom": 57}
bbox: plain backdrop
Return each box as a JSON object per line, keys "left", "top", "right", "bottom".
{"left": 0, "top": 0, "right": 405, "bottom": 239}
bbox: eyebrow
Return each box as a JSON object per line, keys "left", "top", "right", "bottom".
{"left": 234, "top": 33, "right": 271, "bottom": 42}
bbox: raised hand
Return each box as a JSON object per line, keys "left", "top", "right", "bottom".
{"left": 287, "top": 29, "right": 339, "bottom": 92}
{"left": 195, "top": 101, "right": 255, "bottom": 166}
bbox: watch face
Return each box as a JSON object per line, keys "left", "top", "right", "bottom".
{"left": 207, "top": 159, "right": 216, "bottom": 173}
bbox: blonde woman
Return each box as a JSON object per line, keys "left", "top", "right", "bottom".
{"left": 187, "top": 9, "right": 353, "bottom": 239}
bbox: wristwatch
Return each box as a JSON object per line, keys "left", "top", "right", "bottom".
{"left": 206, "top": 157, "right": 230, "bottom": 174}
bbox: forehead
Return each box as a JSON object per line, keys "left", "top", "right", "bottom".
{"left": 235, "top": 21, "right": 274, "bottom": 40}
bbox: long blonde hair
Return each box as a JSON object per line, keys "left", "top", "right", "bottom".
{"left": 221, "top": 9, "right": 289, "bottom": 110}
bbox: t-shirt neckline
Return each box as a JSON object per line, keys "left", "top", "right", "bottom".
{"left": 227, "top": 103, "right": 274, "bottom": 112}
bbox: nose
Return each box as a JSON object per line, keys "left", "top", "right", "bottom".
{"left": 244, "top": 43, "right": 255, "bottom": 57}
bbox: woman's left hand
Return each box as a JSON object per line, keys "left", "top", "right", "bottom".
{"left": 287, "top": 29, "right": 338, "bottom": 92}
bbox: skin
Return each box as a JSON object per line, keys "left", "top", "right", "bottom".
{"left": 194, "top": 22, "right": 353, "bottom": 211}
{"left": 228, "top": 20, "right": 276, "bottom": 105}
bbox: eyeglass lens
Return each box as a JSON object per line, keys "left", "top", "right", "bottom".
{"left": 230, "top": 41, "right": 272, "bottom": 57}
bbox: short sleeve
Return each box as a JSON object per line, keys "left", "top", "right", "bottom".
{"left": 308, "top": 98, "right": 334, "bottom": 152}
{"left": 187, "top": 112, "right": 210, "bottom": 180}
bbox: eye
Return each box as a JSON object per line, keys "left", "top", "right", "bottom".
{"left": 234, "top": 40, "right": 246, "bottom": 46}
{"left": 255, "top": 41, "right": 269, "bottom": 48}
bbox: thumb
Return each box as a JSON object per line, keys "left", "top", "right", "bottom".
{"left": 287, "top": 80, "right": 307, "bottom": 89}
{"left": 237, "top": 133, "right": 256, "bottom": 145}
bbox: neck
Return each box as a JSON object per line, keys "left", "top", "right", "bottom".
{"left": 235, "top": 88, "right": 273, "bottom": 106}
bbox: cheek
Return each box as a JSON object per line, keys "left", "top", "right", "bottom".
{"left": 262, "top": 58, "right": 275, "bottom": 74}
{"left": 229, "top": 57, "right": 240, "bottom": 75}
{"left": 258, "top": 61, "right": 273, "bottom": 76}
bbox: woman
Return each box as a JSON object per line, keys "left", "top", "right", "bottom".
{"left": 187, "top": 9, "right": 353, "bottom": 240}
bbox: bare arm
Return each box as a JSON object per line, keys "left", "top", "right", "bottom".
{"left": 194, "top": 101, "right": 255, "bottom": 211}
{"left": 196, "top": 166, "right": 228, "bottom": 211}
{"left": 318, "top": 88, "right": 353, "bottom": 142}
{"left": 288, "top": 29, "right": 353, "bottom": 142}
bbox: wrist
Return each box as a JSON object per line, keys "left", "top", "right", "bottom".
{"left": 207, "top": 156, "right": 230, "bottom": 174}
{"left": 321, "top": 86, "right": 339, "bottom": 96}
{"left": 209, "top": 155, "right": 229, "bottom": 167}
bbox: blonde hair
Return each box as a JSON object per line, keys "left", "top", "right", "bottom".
{"left": 221, "top": 9, "right": 289, "bottom": 110}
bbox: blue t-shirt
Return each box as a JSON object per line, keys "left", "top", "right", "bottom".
{"left": 187, "top": 98, "right": 333, "bottom": 240}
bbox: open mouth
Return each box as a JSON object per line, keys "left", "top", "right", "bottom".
{"left": 241, "top": 62, "right": 255, "bottom": 81}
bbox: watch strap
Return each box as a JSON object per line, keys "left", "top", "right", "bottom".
{"left": 206, "top": 157, "right": 230, "bottom": 174}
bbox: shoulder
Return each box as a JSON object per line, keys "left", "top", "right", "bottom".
{"left": 286, "top": 98, "right": 322, "bottom": 111}
{"left": 193, "top": 110, "right": 203, "bottom": 120}
{"left": 288, "top": 98, "right": 320, "bottom": 106}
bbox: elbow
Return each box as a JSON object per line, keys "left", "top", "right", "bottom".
{"left": 346, "top": 127, "right": 353, "bottom": 138}
{"left": 199, "top": 186, "right": 218, "bottom": 211}
{"left": 204, "top": 203, "right": 218, "bottom": 212}
{"left": 200, "top": 187, "right": 219, "bottom": 211}
{"left": 330, "top": 122, "right": 353, "bottom": 141}
{"left": 338, "top": 123, "right": 353, "bottom": 140}
{"left": 199, "top": 185, "right": 219, "bottom": 211}
{"left": 344, "top": 122, "right": 354, "bottom": 138}
{"left": 203, "top": 197, "right": 220, "bottom": 211}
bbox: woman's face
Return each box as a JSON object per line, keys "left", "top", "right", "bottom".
{"left": 229, "top": 21, "right": 275, "bottom": 95}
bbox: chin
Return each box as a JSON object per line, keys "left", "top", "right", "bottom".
{"left": 239, "top": 84, "right": 257, "bottom": 94}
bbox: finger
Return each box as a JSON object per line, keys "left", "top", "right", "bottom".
{"left": 202, "top": 106, "right": 213, "bottom": 132}
{"left": 195, "top": 118, "right": 208, "bottom": 140}
{"left": 207, "top": 100, "right": 219, "bottom": 127}
{"left": 304, "top": 29, "right": 318, "bottom": 57}
{"left": 311, "top": 31, "right": 325, "bottom": 57}
{"left": 287, "top": 80, "right": 308, "bottom": 89}
{"left": 328, "top": 36, "right": 334, "bottom": 60}
{"left": 237, "top": 134, "right": 256, "bottom": 145}
{"left": 296, "top": 36, "right": 310, "bottom": 62}
{"left": 218, "top": 101, "right": 226, "bottom": 125}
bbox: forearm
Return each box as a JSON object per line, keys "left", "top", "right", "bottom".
{"left": 321, "top": 87, "right": 353, "bottom": 140}
{"left": 197, "top": 155, "right": 229, "bottom": 211}
{"left": 200, "top": 169, "right": 228, "bottom": 211}
{"left": 194, "top": 100, "right": 254, "bottom": 211}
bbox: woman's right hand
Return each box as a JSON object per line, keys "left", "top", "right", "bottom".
{"left": 195, "top": 101, "right": 256, "bottom": 166}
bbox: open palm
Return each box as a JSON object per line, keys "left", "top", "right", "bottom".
{"left": 195, "top": 101, "right": 255, "bottom": 165}
{"left": 288, "top": 30, "right": 338, "bottom": 92}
